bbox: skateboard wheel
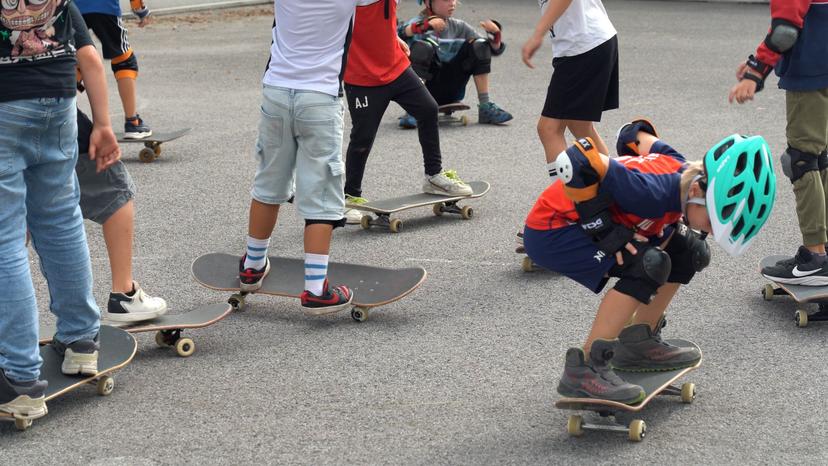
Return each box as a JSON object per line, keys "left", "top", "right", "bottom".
{"left": 628, "top": 419, "right": 646, "bottom": 442}
{"left": 97, "top": 375, "right": 115, "bottom": 396}
{"left": 681, "top": 382, "right": 696, "bottom": 403}
{"left": 14, "top": 418, "right": 32, "bottom": 431}
{"left": 155, "top": 331, "right": 171, "bottom": 347}
{"left": 139, "top": 147, "right": 156, "bottom": 163}
{"left": 795, "top": 310, "right": 809, "bottom": 328}
{"left": 360, "top": 215, "right": 372, "bottom": 230}
{"left": 153, "top": 144, "right": 162, "bottom": 156}
{"left": 460, "top": 206, "right": 473, "bottom": 220}
{"left": 433, "top": 203, "right": 444, "bottom": 216}
{"left": 351, "top": 307, "right": 369, "bottom": 322}
{"left": 175, "top": 337, "right": 196, "bottom": 357}
{"left": 460, "top": 115, "right": 469, "bottom": 126}
{"left": 566, "top": 415, "right": 584, "bottom": 437}
{"left": 389, "top": 218, "right": 403, "bottom": 233}
{"left": 521, "top": 256, "right": 535, "bottom": 273}
{"left": 762, "top": 284, "right": 775, "bottom": 301}
{"left": 228, "top": 294, "right": 246, "bottom": 312}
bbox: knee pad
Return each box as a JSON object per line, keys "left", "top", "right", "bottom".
{"left": 305, "top": 218, "right": 346, "bottom": 229}
{"left": 409, "top": 39, "right": 438, "bottom": 80}
{"left": 612, "top": 246, "right": 671, "bottom": 304}
{"left": 464, "top": 39, "right": 492, "bottom": 75}
{"left": 819, "top": 151, "right": 828, "bottom": 171}
{"left": 664, "top": 223, "right": 710, "bottom": 284}
{"left": 111, "top": 49, "right": 139, "bottom": 80}
{"left": 781, "top": 147, "right": 820, "bottom": 183}
{"left": 471, "top": 39, "right": 491, "bottom": 61}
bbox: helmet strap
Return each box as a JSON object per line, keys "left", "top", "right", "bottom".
{"left": 682, "top": 173, "right": 707, "bottom": 216}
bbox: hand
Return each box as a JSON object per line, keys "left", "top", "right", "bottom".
{"left": 615, "top": 233, "right": 648, "bottom": 266}
{"left": 428, "top": 17, "right": 446, "bottom": 33}
{"left": 735, "top": 62, "right": 749, "bottom": 81}
{"left": 397, "top": 36, "right": 410, "bottom": 56}
{"left": 728, "top": 77, "right": 758, "bottom": 104}
{"left": 88, "top": 125, "right": 121, "bottom": 173}
{"left": 137, "top": 14, "right": 153, "bottom": 27}
{"left": 522, "top": 34, "right": 543, "bottom": 68}
{"left": 479, "top": 20, "right": 499, "bottom": 34}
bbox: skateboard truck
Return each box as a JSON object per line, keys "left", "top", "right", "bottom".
{"left": 360, "top": 200, "right": 473, "bottom": 233}
{"left": 761, "top": 282, "right": 828, "bottom": 328}
{"left": 227, "top": 290, "right": 371, "bottom": 323}
{"left": 154, "top": 329, "right": 196, "bottom": 357}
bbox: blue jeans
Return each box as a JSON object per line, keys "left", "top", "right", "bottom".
{"left": 0, "top": 97, "right": 100, "bottom": 382}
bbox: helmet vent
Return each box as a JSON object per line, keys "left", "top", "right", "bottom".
{"left": 764, "top": 179, "right": 772, "bottom": 196}
{"left": 757, "top": 204, "right": 767, "bottom": 219}
{"left": 722, "top": 203, "right": 735, "bottom": 219}
{"left": 744, "top": 225, "right": 756, "bottom": 239}
{"left": 728, "top": 182, "right": 744, "bottom": 197}
{"left": 714, "top": 140, "right": 735, "bottom": 160}
{"left": 753, "top": 151, "right": 763, "bottom": 180}
{"left": 732, "top": 217, "right": 745, "bottom": 237}
{"left": 734, "top": 152, "right": 748, "bottom": 176}
{"left": 748, "top": 191, "right": 755, "bottom": 209}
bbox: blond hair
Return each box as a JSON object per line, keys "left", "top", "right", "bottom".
{"left": 680, "top": 161, "right": 705, "bottom": 202}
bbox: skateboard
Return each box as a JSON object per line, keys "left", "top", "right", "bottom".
{"left": 555, "top": 339, "right": 701, "bottom": 442}
{"left": 348, "top": 181, "right": 489, "bottom": 233}
{"left": 40, "top": 303, "right": 233, "bottom": 357}
{"left": 192, "top": 253, "right": 427, "bottom": 322}
{"left": 438, "top": 102, "right": 470, "bottom": 126}
{"left": 115, "top": 128, "right": 192, "bottom": 163}
{"left": 760, "top": 255, "right": 828, "bottom": 327}
{"left": 1, "top": 325, "right": 136, "bottom": 431}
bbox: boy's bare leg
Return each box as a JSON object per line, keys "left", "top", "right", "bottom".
{"left": 102, "top": 200, "right": 135, "bottom": 293}
{"left": 304, "top": 224, "right": 333, "bottom": 255}
{"left": 537, "top": 116, "right": 567, "bottom": 162}
{"left": 565, "top": 119, "right": 609, "bottom": 155}
{"left": 631, "top": 282, "right": 680, "bottom": 330}
{"left": 472, "top": 74, "right": 489, "bottom": 94}
{"left": 248, "top": 200, "right": 280, "bottom": 240}
{"left": 583, "top": 289, "right": 640, "bottom": 352}
{"left": 116, "top": 77, "right": 137, "bottom": 118}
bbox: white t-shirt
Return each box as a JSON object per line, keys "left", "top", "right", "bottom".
{"left": 263, "top": 0, "right": 359, "bottom": 96}
{"left": 539, "top": 0, "right": 616, "bottom": 58}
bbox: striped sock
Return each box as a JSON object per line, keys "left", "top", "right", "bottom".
{"left": 304, "top": 253, "right": 329, "bottom": 296}
{"left": 243, "top": 236, "right": 270, "bottom": 270}
{"left": 478, "top": 92, "right": 490, "bottom": 105}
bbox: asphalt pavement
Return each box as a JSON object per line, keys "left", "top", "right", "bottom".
{"left": 3, "top": 1, "right": 826, "bottom": 464}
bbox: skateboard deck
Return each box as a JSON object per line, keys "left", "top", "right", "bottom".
{"left": 192, "top": 253, "right": 427, "bottom": 322}
{"left": 348, "top": 181, "right": 489, "bottom": 233}
{"left": 438, "top": 102, "right": 470, "bottom": 126}
{"left": 115, "top": 127, "right": 191, "bottom": 163}
{"left": 555, "top": 339, "right": 701, "bottom": 442}
{"left": 1, "top": 325, "right": 136, "bottom": 431}
{"left": 760, "top": 255, "right": 828, "bottom": 327}
{"left": 40, "top": 303, "right": 233, "bottom": 357}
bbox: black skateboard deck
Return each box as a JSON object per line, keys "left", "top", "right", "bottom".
{"left": 555, "top": 339, "right": 701, "bottom": 442}
{"left": 348, "top": 181, "right": 489, "bottom": 233}
{"left": 115, "top": 127, "right": 191, "bottom": 163}
{"left": 760, "top": 255, "right": 828, "bottom": 327}
{"left": 192, "top": 253, "right": 427, "bottom": 322}
{"left": 438, "top": 102, "right": 470, "bottom": 126}
{"left": 40, "top": 303, "right": 233, "bottom": 357}
{"left": 1, "top": 325, "right": 136, "bottom": 431}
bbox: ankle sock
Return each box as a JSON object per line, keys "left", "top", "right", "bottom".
{"left": 478, "top": 92, "right": 490, "bottom": 105}
{"left": 244, "top": 236, "right": 270, "bottom": 270}
{"left": 304, "top": 253, "right": 329, "bottom": 295}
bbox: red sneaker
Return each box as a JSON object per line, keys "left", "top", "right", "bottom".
{"left": 300, "top": 279, "right": 353, "bottom": 315}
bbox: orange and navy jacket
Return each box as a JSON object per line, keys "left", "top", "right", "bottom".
{"left": 344, "top": 0, "right": 410, "bottom": 87}
{"left": 755, "top": 0, "right": 828, "bottom": 91}
{"left": 525, "top": 146, "right": 686, "bottom": 238}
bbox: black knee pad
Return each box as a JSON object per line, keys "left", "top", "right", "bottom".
{"left": 112, "top": 51, "right": 139, "bottom": 79}
{"left": 663, "top": 223, "right": 710, "bottom": 284}
{"left": 781, "top": 146, "right": 820, "bottom": 183}
{"left": 819, "top": 150, "right": 828, "bottom": 171}
{"left": 611, "top": 245, "right": 671, "bottom": 304}
{"left": 464, "top": 39, "right": 492, "bottom": 75}
{"left": 409, "top": 40, "right": 438, "bottom": 81}
{"left": 305, "top": 218, "right": 346, "bottom": 229}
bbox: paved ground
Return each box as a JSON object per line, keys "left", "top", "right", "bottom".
{"left": 3, "top": 1, "right": 825, "bottom": 464}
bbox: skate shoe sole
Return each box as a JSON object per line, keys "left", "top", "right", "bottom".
{"left": 761, "top": 273, "right": 828, "bottom": 287}
{"left": 61, "top": 349, "right": 99, "bottom": 376}
{"left": 612, "top": 356, "right": 701, "bottom": 373}
{"left": 122, "top": 131, "right": 153, "bottom": 139}
{"left": 104, "top": 307, "right": 167, "bottom": 323}
{"left": 0, "top": 396, "right": 48, "bottom": 420}
{"left": 301, "top": 298, "right": 353, "bottom": 316}
{"left": 422, "top": 185, "right": 473, "bottom": 196}
{"left": 557, "top": 382, "right": 646, "bottom": 405}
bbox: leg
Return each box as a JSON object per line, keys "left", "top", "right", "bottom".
{"left": 394, "top": 68, "right": 443, "bottom": 176}
{"left": 565, "top": 119, "right": 610, "bottom": 156}
{"left": 343, "top": 83, "right": 390, "bottom": 198}
{"left": 102, "top": 200, "right": 135, "bottom": 293}
{"left": 584, "top": 289, "right": 640, "bottom": 352}
{"left": 116, "top": 77, "right": 138, "bottom": 120}
{"left": 472, "top": 74, "right": 489, "bottom": 95}
{"left": 537, "top": 116, "right": 568, "bottom": 162}
{"left": 631, "top": 282, "right": 681, "bottom": 329}
{"left": 248, "top": 200, "right": 280, "bottom": 240}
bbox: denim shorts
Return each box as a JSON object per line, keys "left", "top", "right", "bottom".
{"left": 75, "top": 155, "right": 135, "bottom": 224}
{"left": 251, "top": 85, "right": 346, "bottom": 220}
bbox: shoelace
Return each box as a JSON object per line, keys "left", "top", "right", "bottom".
{"left": 347, "top": 196, "right": 369, "bottom": 205}
{"left": 442, "top": 169, "right": 465, "bottom": 183}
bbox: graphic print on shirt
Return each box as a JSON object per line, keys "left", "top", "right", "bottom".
{"left": 1, "top": 0, "right": 69, "bottom": 62}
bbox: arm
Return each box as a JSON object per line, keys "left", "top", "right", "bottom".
{"left": 522, "top": 0, "right": 575, "bottom": 68}
{"left": 401, "top": 15, "right": 446, "bottom": 38}
{"left": 76, "top": 45, "right": 121, "bottom": 173}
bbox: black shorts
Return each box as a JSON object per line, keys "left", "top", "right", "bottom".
{"left": 541, "top": 35, "right": 619, "bottom": 122}
{"left": 82, "top": 13, "right": 131, "bottom": 59}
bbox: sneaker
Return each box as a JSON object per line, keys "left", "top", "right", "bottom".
{"left": 123, "top": 114, "right": 152, "bottom": 139}
{"left": 478, "top": 101, "right": 513, "bottom": 125}
{"left": 557, "top": 339, "right": 645, "bottom": 404}
{"left": 612, "top": 318, "right": 701, "bottom": 372}
{"left": 52, "top": 335, "right": 99, "bottom": 376}
{"left": 515, "top": 230, "right": 525, "bottom": 253}
{"left": 300, "top": 279, "right": 353, "bottom": 316}
{"left": 615, "top": 118, "right": 659, "bottom": 157}
{"left": 106, "top": 282, "right": 168, "bottom": 323}
{"left": 762, "top": 246, "right": 828, "bottom": 286}
{"left": 239, "top": 255, "right": 271, "bottom": 292}
{"left": 0, "top": 372, "right": 47, "bottom": 421}
{"left": 398, "top": 113, "right": 417, "bottom": 129}
{"left": 345, "top": 195, "right": 369, "bottom": 225}
{"left": 423, "top": 169, "right": 473, "bottom": 196}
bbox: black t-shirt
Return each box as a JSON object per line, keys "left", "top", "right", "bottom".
{"left": 0, "top": 1, "right": 93, "bottom": 103}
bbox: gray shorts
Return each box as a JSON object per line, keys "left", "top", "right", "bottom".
{"left": 75, "top": 153, "right": 135, "bottom": 224}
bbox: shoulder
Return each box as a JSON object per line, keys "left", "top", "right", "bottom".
{"left": 617, "top": 154, "right": 685, "bottom": 174}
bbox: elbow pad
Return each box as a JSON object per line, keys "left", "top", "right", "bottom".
{"left": 764, "top": 19, "right": 800, "bottom": 54}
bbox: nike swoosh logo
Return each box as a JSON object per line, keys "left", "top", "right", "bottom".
{"left": 791, "top": 266, "right": 820, "bottom": 277}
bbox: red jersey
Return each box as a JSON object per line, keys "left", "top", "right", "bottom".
{"left": 344, "top": 0, "right": 410, "bottom": 86}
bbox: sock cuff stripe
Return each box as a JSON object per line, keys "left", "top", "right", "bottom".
{"left": 246, "top": 254, "right": 265, "bottom": 261}
{"left": 304, "top": 263, "right": 327, "bottom": 269}
{"left": 305, "top": 274, "right": 326, "bottom": 280}
{"left": 247, "top": 246, "right": 268, "bottom": 252}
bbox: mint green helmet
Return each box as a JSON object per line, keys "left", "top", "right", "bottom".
{"left": 703, "top": 134, "right": 776, "bottom": 256}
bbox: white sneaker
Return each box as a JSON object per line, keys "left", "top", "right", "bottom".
{"left": 105, "top": 282, "right": 168, "bottom": 323}
{"left": 423, "top": 170, "right": 473, "bottom": 196}
{"left": 345, "top": 195, "right": 369, "bottom": 225}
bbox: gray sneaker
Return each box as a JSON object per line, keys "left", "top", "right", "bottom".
{"left": 52, "top": 335, "right": 99, "bottom": 376}
{"left": 612, "top": 318, "right": 701, "bottom": 372}
{"left": 557, "top": 339, "right": 645, "bottom": 404}
{"left": 423, "top": 169, "right": 473, "bottom": 196}
{"left": 0, "top": 372, "right": 47, "bottom": 421}
{"left": 345, "top": 195, "right": 369, "bottom": 225}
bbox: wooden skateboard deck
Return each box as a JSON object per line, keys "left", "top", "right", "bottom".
{"left": 438, "top": 103, "right": 470, "bottom": 126}
{"left": 759, "top": 255, "right": 828, "bottom": 327}
{"left": 192, "top": 253, "right": 427, "bottom": 322}
{"left": 555, "top": 339, "right": 701, "bottom": 442}
{"left": 348, "top": 181, "right": 489, "bottom": 233}
{"left": 1, "top": 325, "right": 136, "bottom": 431}
{"left": 40, "top": 303, "right": 233, "bottom": 357}
{"left": 115, "top": 127, "right": 191, "bottom": 163}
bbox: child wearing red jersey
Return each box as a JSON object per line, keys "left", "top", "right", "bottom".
{"left": 342, "top": 0, "right": 472, "bottom": 224}
{"left": 523, "top": 120, "right": 776, "bottom": 402}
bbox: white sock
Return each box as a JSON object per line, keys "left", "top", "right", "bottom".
{"left": 243, "top": 236, "right": 270, "bottom": 270}
{"left": 304, "top": 253, "right": 329, "bottom": 295}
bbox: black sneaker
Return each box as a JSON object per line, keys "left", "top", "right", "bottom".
{"left": 300, "top": 279, "right": 353, "bottom": 316}
{"left": 0, "top": 372, "right": 47, "bottom": 421}
{"left": 52, "top": 334, "right": 99, "bottom": 376}
{"left": 124, "top": 114, "right": 152, "bottom": 139}
{"left": 762, "top": 246, "right": 828, "bottom": 286}
{"left": 239, "top": 255, "right": 271, "bottom": 292}
{"left": 612, "top": 318, "right": 701, "bottom": 372}
{"left": 557, "top": 339, "right": 645, "bottom": 404}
